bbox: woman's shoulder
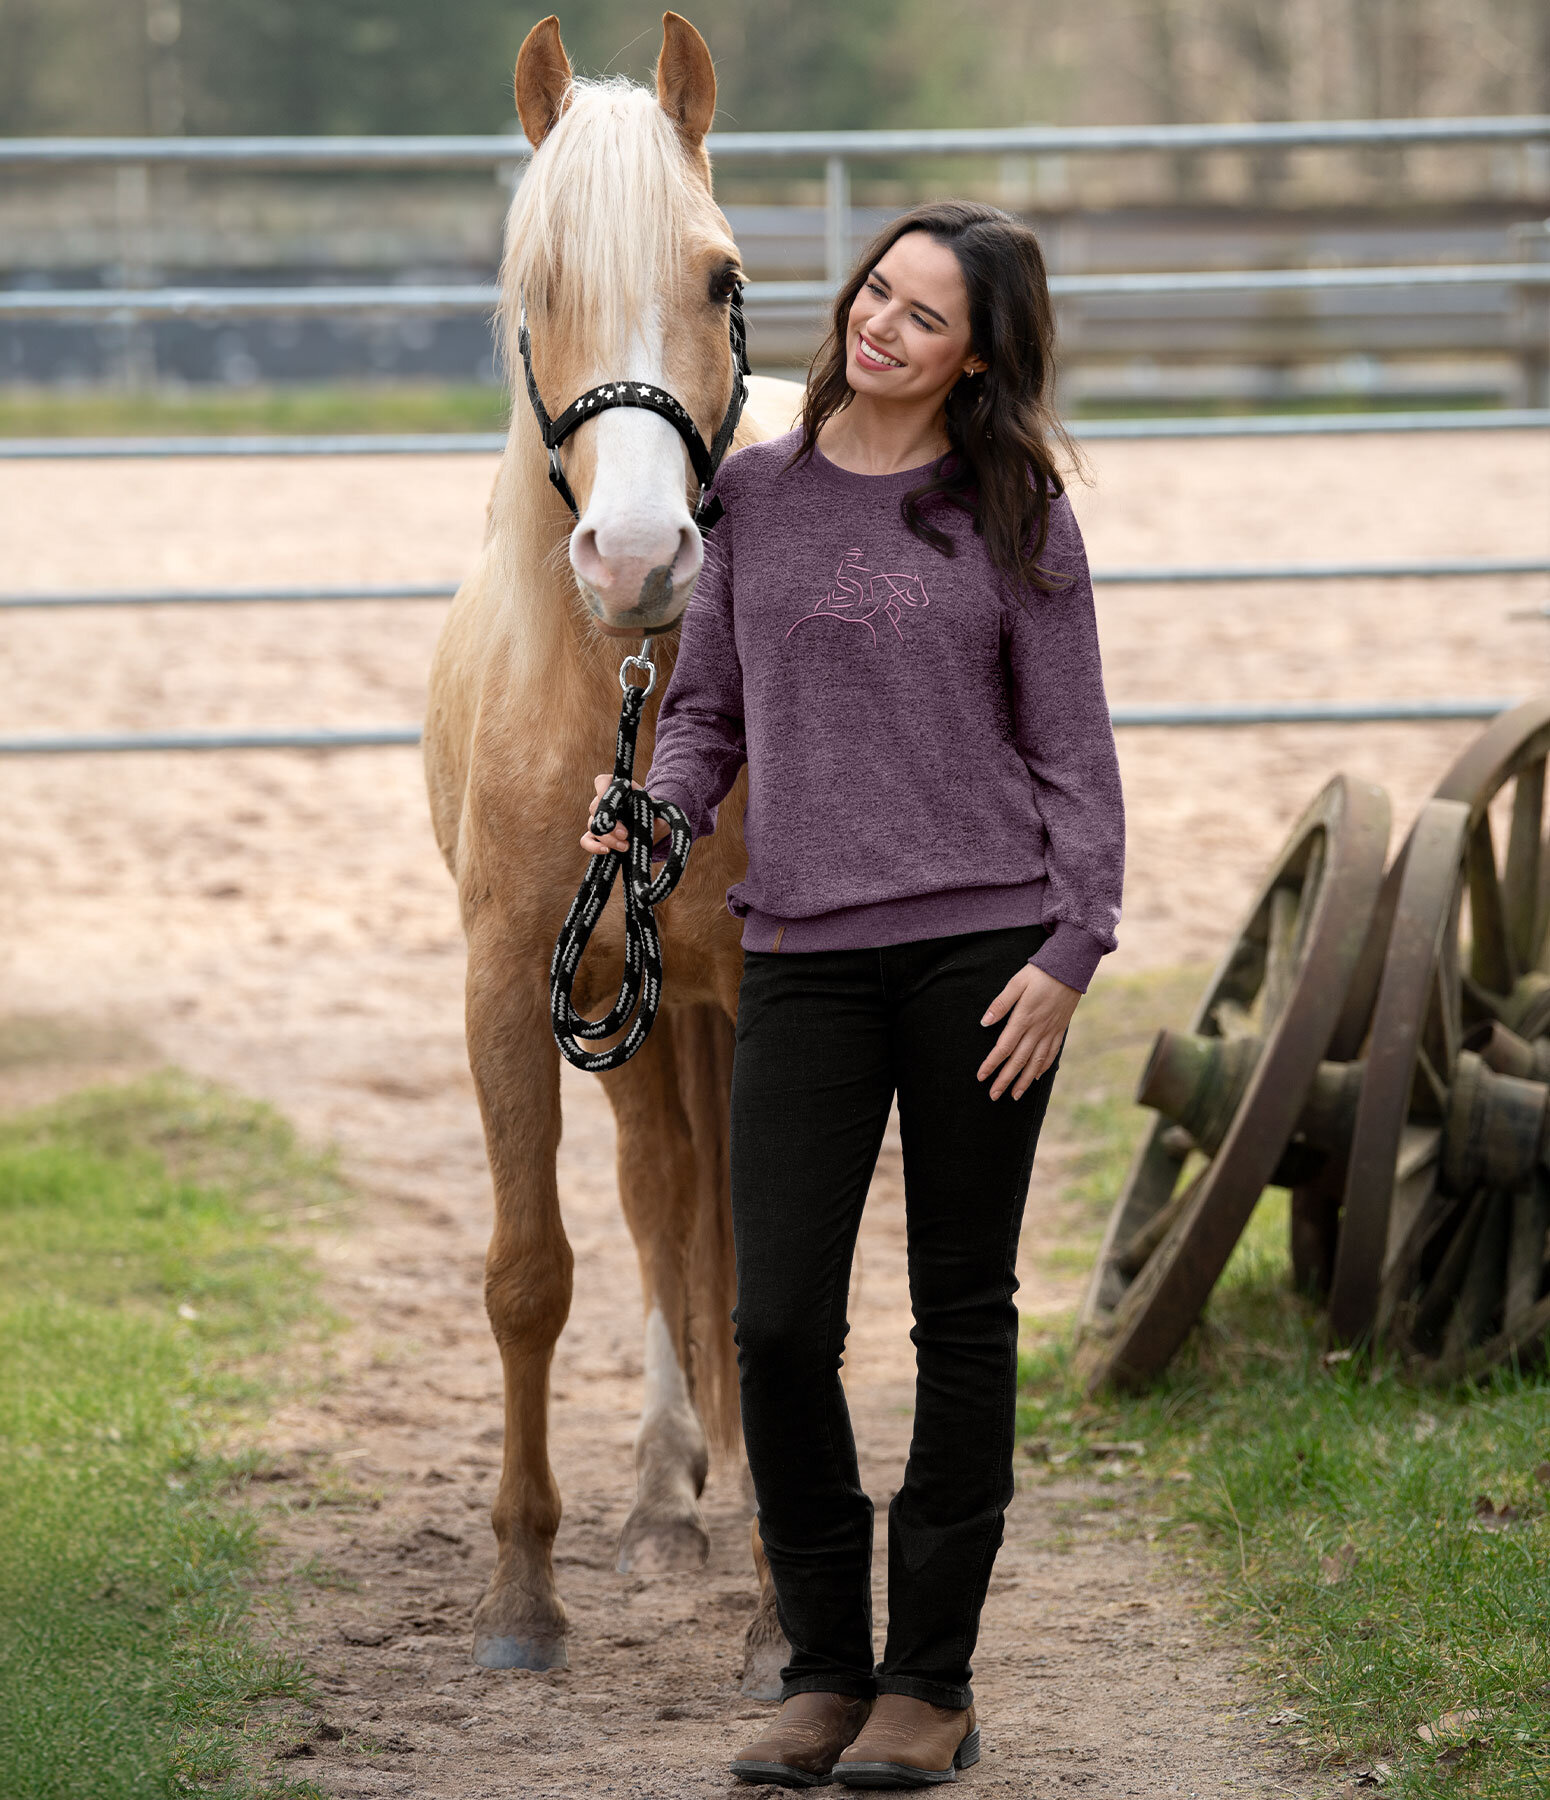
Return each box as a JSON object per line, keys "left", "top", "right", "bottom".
{"left": 717, "top": 426, "right": 805, "bottom": 498}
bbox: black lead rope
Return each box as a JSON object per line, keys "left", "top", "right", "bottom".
{"left": 550, "top": 644, "right": 693, "bottom": 1073}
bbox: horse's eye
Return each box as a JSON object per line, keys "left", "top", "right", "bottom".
{"left": 710, "top": 267, "right": 743, "bottom": 304}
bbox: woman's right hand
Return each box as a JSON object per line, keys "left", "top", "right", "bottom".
{"left": 582, "top": 773, "right": 672, "bottom": 858}
{"left": 580, "top": 773, "right": 634, "bottom": 856}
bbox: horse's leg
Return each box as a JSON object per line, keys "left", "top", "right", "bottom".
{"left": 599, "top": 1014, "right": 717, "bottom": 1573}
{"left": 672, "top": 1002, "right": 789, "bottom": 1698}
{"left": 742, "top": 1517, "right": 788, "bottom": 1701}
{"left": 465, "top": 936, "right": 573, "bottom": 1671}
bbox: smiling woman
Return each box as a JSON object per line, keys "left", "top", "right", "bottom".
{"left": 795, "top": 200, "right": 1075, "bottom": 592}
{"left": 626, "top": 198, "right": 1127, "bottom": 1789}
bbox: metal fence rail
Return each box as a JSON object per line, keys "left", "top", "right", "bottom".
{"left": 6, "top": 557, "right": 1548, "bottom": 611}
{"left": 0, "top": 699, "right": 1522, "bottom": 756}
{"left": 7, "top": 263, "right": 1549, "bottom": 322}
{"left": 4, "top": 409, "right": 1547, "bottom": 462}
{"left": 3, "top": 116, "right": 1548, "bottom": 168}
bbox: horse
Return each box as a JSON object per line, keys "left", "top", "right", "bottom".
{"left": 423, "top": 12, "right": 802, "bottom": 1694}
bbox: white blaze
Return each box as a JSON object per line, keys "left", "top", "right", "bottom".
{"left": 571, "top": 302, "right": 704, "bottom": 607}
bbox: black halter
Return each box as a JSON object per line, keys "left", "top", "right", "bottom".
{"left": 517, "top": 286, "right": 751, "bottom": 532}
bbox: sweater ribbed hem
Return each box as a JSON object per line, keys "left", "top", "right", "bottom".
{"left": 737, "top": 888, "right": 1112, "bottom": 991}
{"left": 737, "top": 882, "right": 1047, "bottom": 956}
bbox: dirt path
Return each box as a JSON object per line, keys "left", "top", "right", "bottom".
{"left": 2, "top": 428, "right": 1546, "bottom": 1795}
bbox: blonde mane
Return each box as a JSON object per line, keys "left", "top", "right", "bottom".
{"left": 499, "top": 75, "right": 730, "bottom": 368}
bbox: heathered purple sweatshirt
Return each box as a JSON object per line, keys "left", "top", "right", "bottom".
{"left": 646, "top": 429, "right": 1125, "bottom": 993}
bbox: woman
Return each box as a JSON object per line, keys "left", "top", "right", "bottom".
{"left": 583, "top": 200, "right": 1124, "bottom": 1788}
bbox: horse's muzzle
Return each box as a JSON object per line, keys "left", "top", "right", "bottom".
{"left": 580, "top": 561, "right": 692, "bottom": 637}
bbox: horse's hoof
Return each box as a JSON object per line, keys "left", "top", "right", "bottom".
{"left": 616, "top": 1506, "right": 710, "bottom": 1575}
{"left": 473, "top": 1630, "right": 569, "bottom": 1671}
{"left": 739, "top": 1637, "right": 786, "bottom": 1701}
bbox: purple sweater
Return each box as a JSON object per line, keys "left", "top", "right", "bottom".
{"left": 646, "top": 430, "right": 1125, "bottom": 992}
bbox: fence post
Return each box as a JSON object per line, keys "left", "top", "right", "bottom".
{"left": 825, "top": 154, "right": 850, "bottom": 287}
{"left": 112, "top": 161, "right": 157, "bottom": 387}
{"left": 1510, "top": 219, "right": 1550, "bottom": 408}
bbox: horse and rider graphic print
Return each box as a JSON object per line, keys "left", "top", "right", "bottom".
{"left": 785, "top": 547, "right": 932, "bottom": 647}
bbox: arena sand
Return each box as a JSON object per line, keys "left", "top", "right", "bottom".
{"left": 1, "top": 427, "right": 1546, "bottom": 1795}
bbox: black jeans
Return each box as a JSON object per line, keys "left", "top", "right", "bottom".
{"left": 730, "top": 924, "right": 1060, "bottom": 1710}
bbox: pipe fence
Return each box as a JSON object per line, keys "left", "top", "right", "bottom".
{"left": 0, "top": 700, "right": 1524, "bottom": 758}
{"left": 6, "top": 556, "right": 1549, "bottom": 612}
{"left": 3, "top": 116, "right": 1549, "bottom": 755}
{"left": 7, "top": 262, "right": 1550, "bottom": 322}
{"left": 4, "top": 410, "right": 1548, "bottom": 462}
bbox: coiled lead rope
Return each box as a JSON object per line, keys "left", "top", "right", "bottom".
{"left": 550, "top": 642, "right": 693, "bottom": 1072}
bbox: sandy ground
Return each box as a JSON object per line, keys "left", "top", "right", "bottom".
{"left": 2, "top": 428, "right": 1547, "bottom": 1796}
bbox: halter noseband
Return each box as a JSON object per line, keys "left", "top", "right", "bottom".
{"left": 517, "top": 286, "right": 751, "bottom": 532}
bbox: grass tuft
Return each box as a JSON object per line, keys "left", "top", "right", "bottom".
{"left": 0, "top": 381, "right": 507, "bottom": 439}
{"left": 0, "top": 1072, "right": 341, "bottom": 1800}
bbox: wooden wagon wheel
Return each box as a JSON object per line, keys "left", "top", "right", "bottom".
{"left": 1326, "top": 796, "right": 1550, "bottom": 1377}
{"left": 1290, "top": 697, "right": 1550, "bottom": 1301}
{"left": 1326, "top": 799, "right": 1469, "bottom": 1346}
{"left": 1432, "top": 693, "right": 1550, "bottom": 1039}
{"left": 1074, "top": 775, "right": 1391, "bottom": 1393}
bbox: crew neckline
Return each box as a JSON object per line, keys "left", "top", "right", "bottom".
{"left": 810, "top": 438, "right": 949, "bottom": 484}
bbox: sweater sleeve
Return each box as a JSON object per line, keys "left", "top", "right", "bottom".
{"left": 645, "top": 514, "right": 747, "bottom": 841}
{"left": 1007, "top": 495, "right": 1126, "bottom": 993}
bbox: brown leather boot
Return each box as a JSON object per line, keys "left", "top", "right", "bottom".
{"left": 731, "top": 1691, "right": 874, "bottom": 1787}
{"left": 834, "top": 1693, "right": 980, "bottom": 1787}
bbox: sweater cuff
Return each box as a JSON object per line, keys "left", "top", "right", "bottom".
{"left": 1030, "top": 921, "right": 1110, "bottom": 994}
{"left": 645, "top": 776, "right": 716, "bottom": 844}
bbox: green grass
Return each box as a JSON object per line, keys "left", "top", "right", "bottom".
{"left": 0, "top": 381, "right": 509, "bottom": 438}
{"left": 1024, "top": 969, "right": 1550, "bottom": 1799}
{"left": 0, "top": 381, "right": 1513, "bottom": 441}
{"left": 0, "top": 1073, "right": 341, "bottom": 1800}
{"left": 1065, "top": 392, "right": 1507, "bottom": 420}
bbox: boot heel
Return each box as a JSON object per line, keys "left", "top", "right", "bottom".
{"left": 955, "top": 1727, "right": 981, "bottom": 1770}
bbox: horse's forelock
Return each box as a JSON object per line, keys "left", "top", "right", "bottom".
{"left": 500, "top": 76, "right": 723, "bottom": 367}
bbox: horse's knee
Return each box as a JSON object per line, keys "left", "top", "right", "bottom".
{"left": 485, "top": 1245, "right": 573, "bottom": 1351}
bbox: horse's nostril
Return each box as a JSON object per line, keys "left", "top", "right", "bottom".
{"left": 572, "top": 528, "right": 610, "bottom": 588}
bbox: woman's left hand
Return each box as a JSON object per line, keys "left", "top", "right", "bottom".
{"left": 977, "top": 964, "right": 1081, "bottom": 1101}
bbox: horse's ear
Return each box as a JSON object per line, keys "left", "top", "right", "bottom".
{"left": 656, "top": 12, "right": 716, "bottom": 147}
{"left": 515, "top": 15, "right": 573, "bottom": 149}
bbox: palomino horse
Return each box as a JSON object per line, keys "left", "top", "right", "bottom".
{"left": 423, "top": 14, "right": 800, "bottom": 1690}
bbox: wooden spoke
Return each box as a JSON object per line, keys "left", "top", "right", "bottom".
{"left": 1460, "top": 970, "right": 1512, "bottom": 1023}
{"left": 1395, "top": 1122, "right": 1442, "bottom": 1184}
{"left": 1439, "top": 1195, "right": 1511, "bottom": 1366}
{"left": 1212, "top": 998, "right": 1258, "bottom": 1041}
{"left": 1413, "top": 1044, "right": 1449, "bottom": 1119}
{"left": 1467, "top": 812, "right": 1515, "bottom": 995}
{"left": 1258, "top": 885, "right": 1301, "bottom": 1027}
{"left": 1409, "top": 1189, "right": 1490, "bottom": 1353}
{"left": 1114, "top": 1169, "right": 1205, "bottom": 1279}
{"left": 1503, "top": 1174, "right": 1550, "bottom": 1336}
{"left": 1536, "top": 822, "right": 1550, "bottom": 975}
{"left": 1295, "top": 830, "right": 1326, "bottom": 948}
{"left": 1434, "top": 934, "right": 1464, "bottom": 1075}
{"left": 1504, "top": 761, "right": 1546, "bottom": 973}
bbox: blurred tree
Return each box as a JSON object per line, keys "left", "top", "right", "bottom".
{"left": 0, "top": 0, "right": 1545, "bottom": 136}
{"left": 178, "top": 0, "right": 531, "bottom": 134}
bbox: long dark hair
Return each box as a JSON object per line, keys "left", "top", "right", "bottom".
{"left": 790, "top": 200, "right": 1076, "bottom": 592}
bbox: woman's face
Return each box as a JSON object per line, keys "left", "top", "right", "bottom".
{"left": 844, "top": 230, "right": 985, "bottom": 404}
